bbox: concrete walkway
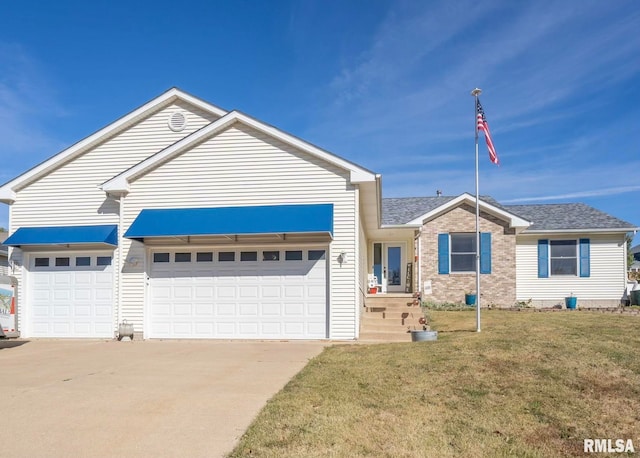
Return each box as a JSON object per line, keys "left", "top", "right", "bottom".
{"left": 0, "top": 339, "right": 327, "bottom": 457}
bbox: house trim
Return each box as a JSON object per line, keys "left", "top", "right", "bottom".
{"left": 406, "top": 193, "right": 531, "bottom": 230}
{"left": 101, "top": 111, "right": 377, "bottom": 194}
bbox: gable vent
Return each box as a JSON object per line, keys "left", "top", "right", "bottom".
{"left": 168, "top": 111, "right": 187, "bottom": 132}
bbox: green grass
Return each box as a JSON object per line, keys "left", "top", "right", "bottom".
{"left": 229, "top": 311, "right": 640, "bottom": 457}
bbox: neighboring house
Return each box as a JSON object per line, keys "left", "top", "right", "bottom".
{"left": 0, "top": 88, "right": 636, "bottom": 340}
{"left": 383, "top": 194, "right": 637, "bottom": 308}
{"left": 0, "top": 232, "right": 8, "bottom": 275}
{"left": 630, "top": 245, "right": 640, "bottom": 273}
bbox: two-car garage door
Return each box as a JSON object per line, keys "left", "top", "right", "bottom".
{"left": 148, "top": 247, "right": 328, "bottom": 339}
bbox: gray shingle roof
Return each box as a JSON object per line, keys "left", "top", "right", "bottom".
{"left": 382, "top": 196, "right": 636, "bottom": 231}
{"left": 504, "top": 203, "right": 635, "bottom": 231}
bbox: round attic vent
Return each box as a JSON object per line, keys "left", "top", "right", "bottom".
{"left": 168, "top": 111, "right": 187, "bottom": 132}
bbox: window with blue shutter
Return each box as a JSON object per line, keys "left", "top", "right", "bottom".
{"left": 579, "top": 238, "right": 590, "bottom": 277}
{"left": 438, "top": 233, "right": 449, "bottom": 274}
{"left": 480, "top": 232, "right": 492, "bottom": 274}
{"left": 538, "top": 240, "right": 549, "bottom": 278}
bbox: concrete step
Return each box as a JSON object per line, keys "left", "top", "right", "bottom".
{"left": 359, "top": 330, "right": 412, "bottom": 342}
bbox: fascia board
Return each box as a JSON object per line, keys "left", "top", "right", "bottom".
{"left": 522, "top": 228, "right": 640, "bottom": 235}
{"left": 232, "top": 112, "right": 376, "bottom": 183}
{"left": 406, "top": 192, "right": 532, "bottom": 229}
{"left": 0, "top": 88, "right": 227, "bottom": 197}
{"left": 103, "top": 110, "right": 377, "bottom": 191}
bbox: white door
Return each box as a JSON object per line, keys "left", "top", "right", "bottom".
{"left": 372, "top": 242, "right": 406, "bottom": 293}
{"left": 148, "top": 247, "right": 327, "bottom": 339}
{"left": 28, "top": 253, "right": 114, "bottom": 338}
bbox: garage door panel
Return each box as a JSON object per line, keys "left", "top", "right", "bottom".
{"left": 149, "top": 247, "right": 327, "bottom": 339}
{"left": 261, "top": 302, "right": 281, "bottom": 315}
{"left": 194, "top": 303, "right": 214, "bottom": 316}
{"left": 284, "top": 303, "right": 303, "bottom": 315}
{"left": 216, "top": 303, "right": 236, "bottom": 315}
{"left": 239, "top": 286, "right": 258, "bottom": 298}
{"left": 238, "top": 322, "right": 259, "bottom": 335}
{"left": 53, "top": 305, "right": 71, "bottom": 316}
{"left": 173, "top": 286, "right": 193, "bottom": 299}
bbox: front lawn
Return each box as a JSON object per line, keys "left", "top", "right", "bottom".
{"left": 230, "top": 310, "right": 640, "bottom": 457}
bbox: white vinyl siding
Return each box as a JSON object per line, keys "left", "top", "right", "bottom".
{"left": 516, "top": 234, "right": 627, "bottom": 302}
{"left": 9, "top": 102, "right": 219, "bottom": 335}
{"left": 121, "top": 124, "right": 358, "bottom": 339}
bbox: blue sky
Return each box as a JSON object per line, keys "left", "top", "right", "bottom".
{"left": 1, "top": 1, "right": 639, "bottom": 243}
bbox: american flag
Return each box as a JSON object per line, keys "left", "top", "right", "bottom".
{"left": 476, "top": 99, "right": 499, "bottom": 165}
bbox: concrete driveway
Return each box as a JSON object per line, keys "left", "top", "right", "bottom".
{"left": 0, "top": 338, "right": 327, "bottom": 457}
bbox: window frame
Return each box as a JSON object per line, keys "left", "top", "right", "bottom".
{"left": 449, "top": 233, "right": 477, "bottom": 273}
{"left": 549, "top": 239, "right": 578, "bottom": 276}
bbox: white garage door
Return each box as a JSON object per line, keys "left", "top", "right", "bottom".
{"left": 28, "top": 253, "right": 114, "bottom": 338}
{"left": 148, "top": 247, "right": 327, "bottom": 339}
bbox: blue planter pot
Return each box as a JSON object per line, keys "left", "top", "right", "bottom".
{"left": 565, "top": 297, "right": 577, "bottom": 309}
{"left": 465, "top": 294, "right": 476, "bottom": 306}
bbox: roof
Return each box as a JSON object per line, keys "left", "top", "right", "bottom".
{"left": 382, "top": 196, "right": 636, "bottom": 233}
{"left": 504, "top": 203, "right": 636, "bottom": 232}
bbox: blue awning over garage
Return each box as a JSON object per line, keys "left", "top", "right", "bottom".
{"left": 124, "top": 204, "right": 334, "bottom": 240}
{"left": 3, "top": 225, "right": 118, "bottom": 247}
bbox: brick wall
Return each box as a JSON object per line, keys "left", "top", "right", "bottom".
{"left": 419, "top": 203, "right": 516, "bottom": 307}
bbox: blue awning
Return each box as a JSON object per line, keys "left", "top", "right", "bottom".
{"left": 125, "top": 204, "right": 333, "bottom": 240}
{"left": 3, "top": 225, "right": 118, "bottom": 247}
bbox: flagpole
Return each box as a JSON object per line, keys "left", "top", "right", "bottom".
{"left": 471, "top": 88, "right": 482, "bottom": 333}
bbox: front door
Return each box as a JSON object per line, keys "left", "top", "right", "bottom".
{"left": 372, "top": 243, "right": 406, "bottom": 293}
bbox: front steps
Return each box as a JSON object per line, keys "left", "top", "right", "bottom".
{"left": 359, "top": 294, "right": 424, "bottom": 342}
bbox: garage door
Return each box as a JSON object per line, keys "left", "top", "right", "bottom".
{"left": 29, "top": 253, "right": 114, "bottom": 338}
{"left": 148, "top": 247, "right": 327, "bottom": 339}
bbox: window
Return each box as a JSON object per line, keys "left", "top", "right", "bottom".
{"left": 196, "top": 252, "right": 213, "bottom": 262}
{"left": 308, "top": 250, "right": 326, "bottom": 261}
{"left": 285, "top": 250, "right": 303, "bottom": 261}
{"left": 263, "top": 251, "right": 280, "bottom": 261}
{"left": 240, "top": 251, "right": 258, "bottom": 262}
{"left": 153, "top": 253, "right": 170, "bottom": 263}
{"left": 219, "top": 252, "right": 235, "bottom": 262}
{"left": 175, "top": 252, "right": 191, "bottom": 263}
{"left": 550, "top": 240, "right": 577, "bottom": 276}
{"left": 76, "top": 257, "right": 91, "bottom": 266}
{"left": 97, "top": 256, "right": 112, "bottom": 266}
{"left": 450, "top": 234, "right": 476, "bottom": 272}
{"left": 35, "top": 257, "right": 49, "bottom": 267}
{"left": 55, "top": 257, "right": 70, "bottom": 267}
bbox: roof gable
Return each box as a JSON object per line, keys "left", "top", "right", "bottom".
{"left": 0, "top": 88, "right": 226, "bottom": 203}
{"left": 102, "top": 110, "right": 376, "bottom": 193}
{"left": 383, "top": 193, "right": 531, "bottom": 230}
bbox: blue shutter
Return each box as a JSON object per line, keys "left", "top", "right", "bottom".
{"left": 480, "top": 232, "right": 492, "bottom": 274}
{"left": 438, "top": 233, "right": 449, "bottom": 274}
{"left": 579, "top": 238, "right": 590, "bottom": 277}
{"left": 538, "top": 239, "right": 549, "bottom": 278}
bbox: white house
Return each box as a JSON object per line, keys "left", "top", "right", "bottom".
{"left": 1, "top": 89, "right": 636, "bottom": 340}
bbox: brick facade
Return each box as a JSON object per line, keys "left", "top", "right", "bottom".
{"left": 419, "top": 203, "right": 516, "bottom": 307}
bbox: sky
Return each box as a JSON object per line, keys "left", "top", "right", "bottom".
{"left": 1, "top": 0, "right": 639, "bottom": 243}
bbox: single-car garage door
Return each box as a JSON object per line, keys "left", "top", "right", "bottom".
{"left": 28, "top": 253, "right": 114, "bottom": 338}
{"left": 148, "top": 247, "right": 327, "bottom": 339}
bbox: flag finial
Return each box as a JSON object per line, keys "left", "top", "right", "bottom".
{"left": 471, "top": 88, "right": 482, "bottom": 96}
